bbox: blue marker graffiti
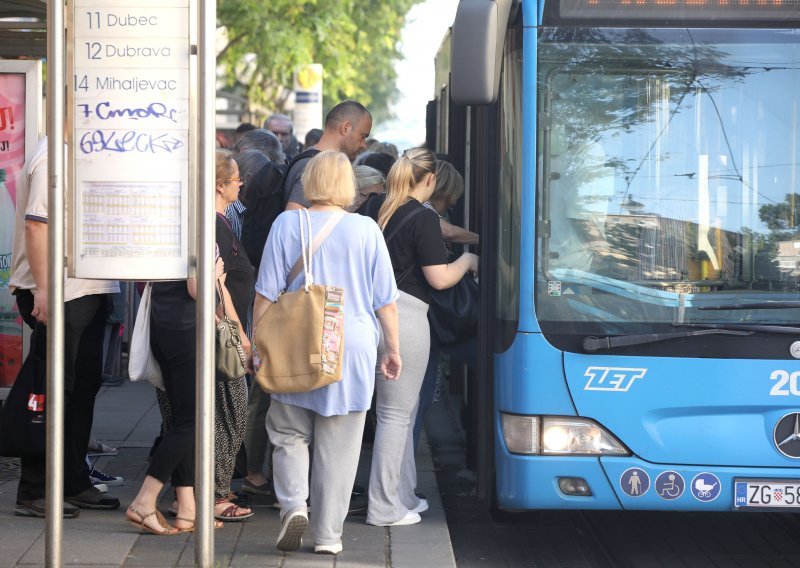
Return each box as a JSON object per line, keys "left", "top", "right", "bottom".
{"left": 76, "top": 102, "right": 179, "bottom": 123}
{"left": 79, "top": 130, "right": 184, "bottom": 155}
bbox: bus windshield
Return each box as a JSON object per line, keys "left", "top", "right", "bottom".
{"left": 536, "top": 27, "right": 800, "bottom": 341}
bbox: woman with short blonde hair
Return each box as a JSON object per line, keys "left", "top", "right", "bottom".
{"left": 252, "top": 150, "right": 401, "bottom": 555}
{"left": 302, "top": 150, "right": 357, "bottom": 209}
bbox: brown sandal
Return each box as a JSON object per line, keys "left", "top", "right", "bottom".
{"left": 214, "top": 499, "right": 254, "bottom": 522}
{"left": 127, "top": 506, "right": 179, "bottom": 535}
{"left": 174, "top": 516, "right": 224, "bottom": 532}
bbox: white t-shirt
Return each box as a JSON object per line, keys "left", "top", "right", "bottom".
{"left": 10, "top": 137, "right": 118, "bottom": 301}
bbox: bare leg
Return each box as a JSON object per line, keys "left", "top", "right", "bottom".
{"left": 127, "top": 475, "right": 178, "bottom": 534}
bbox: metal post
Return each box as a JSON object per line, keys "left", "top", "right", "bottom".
{"left": 195, "top": 0, "right": 216, "bottom": 564}
{"left": 45, "top": 0, "right": 65, "bottom": 565}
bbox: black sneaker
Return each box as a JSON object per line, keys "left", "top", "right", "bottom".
{"left": 88, "top": 465, "right": 124, "bottom": 487}
{"left": 242, "top": 478, "right": 273, "bottom": 496}
{"left": 65, "top": 486, "right": 120, "bottom": 510}
{"left": 347, "top": 497, "right": 367, "bottom": 516}
{"left": 15, "top": 498, "right": 80, "bottom": 518}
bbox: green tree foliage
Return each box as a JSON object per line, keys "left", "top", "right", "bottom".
{"left": 217, "top": 0, "right": 422, "bottom": 121}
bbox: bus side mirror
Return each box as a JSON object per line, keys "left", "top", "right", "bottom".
{"left": 451, "top": 0, "right": 515, "bottom": 105}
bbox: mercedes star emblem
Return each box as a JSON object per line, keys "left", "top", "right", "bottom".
{"left": 774, "top": 413, "right": 800, "bottom": 458}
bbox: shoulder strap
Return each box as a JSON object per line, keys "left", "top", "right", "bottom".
{"left": 383, "top": 204, "right": 427, "bottom": 287}
{"left": 286, "top": 210, "right": 347, "bottom": 286}
{"left": 384, "top": 205, "right": 425, "bottom": 245}
{"left": 282, "top": 147, "right": 321, "bottom": 205}
{"left": 284, "top": 148, "right": 320, "bottom": 184}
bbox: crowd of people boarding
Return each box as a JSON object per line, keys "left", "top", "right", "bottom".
{"left": 4, "top": 99, "right": 478, "bottom": 556}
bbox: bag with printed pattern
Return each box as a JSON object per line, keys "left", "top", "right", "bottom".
{"left": 255, "top": 209, "right": 345, "bottom": 394}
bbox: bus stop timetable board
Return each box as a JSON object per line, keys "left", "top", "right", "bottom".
{"left": 68, "top": 0, "right": 193, "bottom": 280}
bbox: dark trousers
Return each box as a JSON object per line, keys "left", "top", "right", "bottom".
{"left": 147, "top": 322, "right": 195, "bottom": 487}
{"left": 15, "top": 291, "right": 111, "bottom": 501}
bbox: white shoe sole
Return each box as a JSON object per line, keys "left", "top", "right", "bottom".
{"left": 314, "top": 543, "right": 343, "bottom": 554}
{"left": 367, "top": 511, "right": 421, "bottom": 527}
{"left": 91, "top": 478, "right": 123, "bottom": 487}
{"left": 276, "top": 511, "right": 308, "bottom": 552}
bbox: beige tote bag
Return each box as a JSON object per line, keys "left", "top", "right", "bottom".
{"left": 255, "top": 210, "right": 346, "bottom": 393}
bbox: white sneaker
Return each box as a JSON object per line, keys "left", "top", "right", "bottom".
{"left": 409, "top": 498, "right": 428, "bottom": 514}
{"left": 368, "top": 511, "right": 421, "bottom": 527}
{"left": 276, "top": 509, "right": 308, "bottom": 552}
{"left": 314, "top": 542, "right": 343, "bottom": 555}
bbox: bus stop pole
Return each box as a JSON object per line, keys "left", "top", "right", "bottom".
{"left": 45, "top": 0, "right": 65, "bottom": 565}
{"left": 195, "top": 0, "right": 216, "bottom": 564}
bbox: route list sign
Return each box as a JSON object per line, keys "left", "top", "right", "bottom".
{"left": 68, "top": 0, "right": 192, "bottom": 280}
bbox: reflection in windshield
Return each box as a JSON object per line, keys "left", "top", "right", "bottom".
{"left": 537, "top": 28, "right": 800, "bottom": 330}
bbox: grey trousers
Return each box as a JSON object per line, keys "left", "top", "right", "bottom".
{"left": 367, "top": 291, "right": 429, "bottom": 525}
{"left": 266, "top": 400, "right": 366, "bottom": 547}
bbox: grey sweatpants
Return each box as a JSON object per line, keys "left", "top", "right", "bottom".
{"left": 367, "top": 291, "right": 429, "bottom": 525}
{"left": 266, "top": 400, "right": 366, "bottom": 547}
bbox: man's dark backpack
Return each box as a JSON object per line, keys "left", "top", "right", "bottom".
{"left": 239, "top": 160, "right": 287, "bottom": 271}
{"left": 239, "top": 148, "right": 320, "bottom": 270}
{"left": 280, "top": 147, "right": 321, "bottom": 208}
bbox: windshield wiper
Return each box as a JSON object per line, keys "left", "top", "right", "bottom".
{"left": 583, "top": 328, "right": 752, "bottom": 352}
{"left": 675, "top": 323, "right": 800, "bottom": 335}
{"left": 699, "top": 301, "right": 800, "bottom": 311}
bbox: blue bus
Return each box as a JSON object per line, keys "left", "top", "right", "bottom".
{"left": 430, "top": 0, "right": 800, "bottom": 512}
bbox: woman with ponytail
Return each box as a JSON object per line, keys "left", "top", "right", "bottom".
{"left": 366, "top": 147, "right": 478, "bottom": 526}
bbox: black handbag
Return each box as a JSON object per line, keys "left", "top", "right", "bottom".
{"left": 0, "top": 326, "right": 46, "bottom": 458}
{"left": 428, "top": 274, "right": 479, "bottom": 347}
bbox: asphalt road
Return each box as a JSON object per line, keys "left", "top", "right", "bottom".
{"left": 426, "top": 395, "right": 800, "bottom": 568}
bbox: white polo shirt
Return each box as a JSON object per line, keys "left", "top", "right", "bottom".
{"left": 10, "top": 137, "right": 118, "bottom": 301}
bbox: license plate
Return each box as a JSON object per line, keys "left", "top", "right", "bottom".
{"left": 734, "top": 480, "right": 800, "bottom": 508}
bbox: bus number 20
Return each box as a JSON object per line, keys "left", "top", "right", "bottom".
{"left": 770, "top": 370, "right": 800, "bottom": 396}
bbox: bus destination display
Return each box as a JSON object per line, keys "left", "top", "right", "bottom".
{"left": 559, "top": 0, "right": 800, "bottom": 21}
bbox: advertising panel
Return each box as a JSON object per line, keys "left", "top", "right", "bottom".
{"left": 0, "top": 60, "right": 41, "bottom": 391}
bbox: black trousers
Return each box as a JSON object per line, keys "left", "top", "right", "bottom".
{"left": 15, "top": 290, "right": 111, "bottom": 501}
{"left": 147, "top": 322, "right": 196, "bottom": 487}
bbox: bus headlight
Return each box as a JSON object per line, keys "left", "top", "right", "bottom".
{"left": 500, "top": 413, "right": 629, "bottom": 456}
{"left": 501, "top": 413, "right": 540, "bottom": 454}
{"left": 542, "top": 417, "right": 628, "bottom": 455}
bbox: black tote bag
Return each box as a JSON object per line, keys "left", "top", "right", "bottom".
{"left": 428, "top": 275, "right": 479, "bottom": 347}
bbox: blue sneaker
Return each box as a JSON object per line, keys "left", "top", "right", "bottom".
{"left": 88, "top": 466, "right": 123, "bottom": 487}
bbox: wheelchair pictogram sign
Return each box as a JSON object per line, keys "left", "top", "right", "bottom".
{"left": 655, "top": 471, "right": 685, "bottom": 500}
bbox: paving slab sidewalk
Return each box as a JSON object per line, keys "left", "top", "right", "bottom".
{"left": 0, "top": 380, "right": 456, "bottom": 568}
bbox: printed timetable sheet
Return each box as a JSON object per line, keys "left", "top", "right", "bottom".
{"left": 81, "top": 181, "right": 181, "bottom": 257}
